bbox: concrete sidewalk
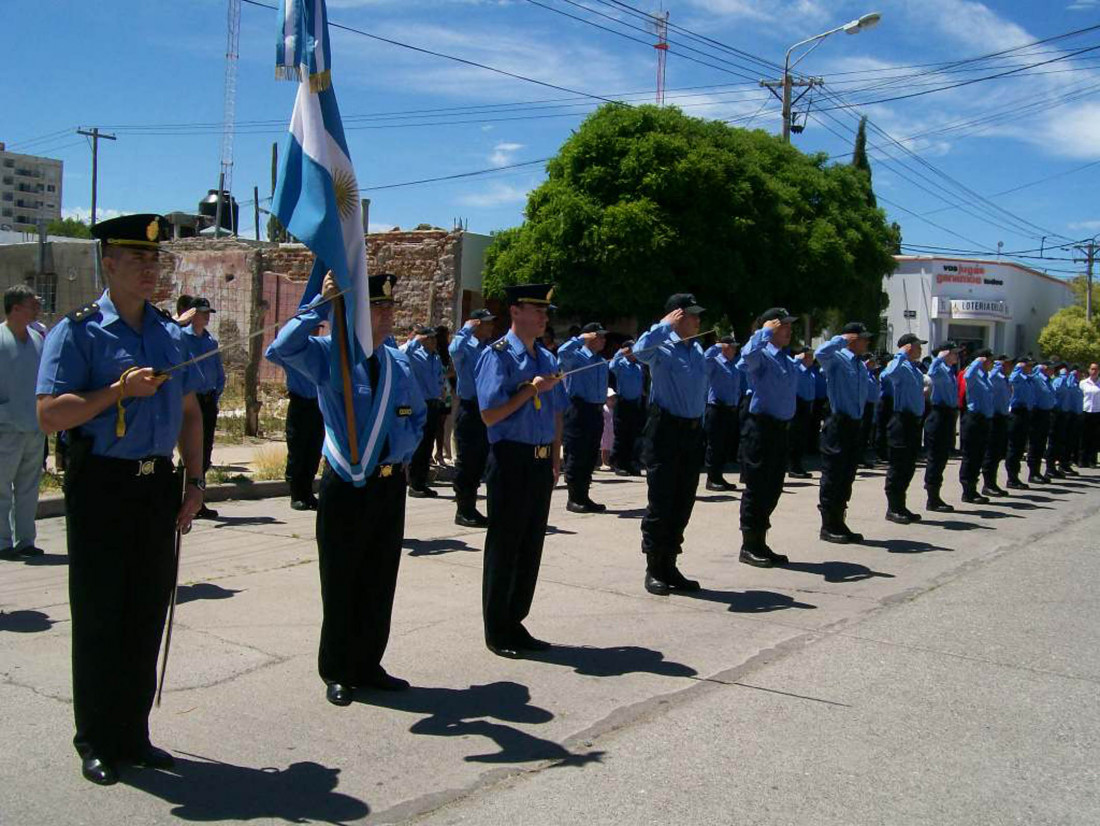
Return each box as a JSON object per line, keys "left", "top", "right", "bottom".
{"left": 2, "top": 460, "right": 1098, "bottom": 825}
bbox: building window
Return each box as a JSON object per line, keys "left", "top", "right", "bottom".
{"left": 46, "top": 185, "right": 55, "bottom": 193}
{"left": 2, "top": 177, "right": 12, "bottom": 185}
{"left": 29, "top": 273, "right": 57, "bottom": 314}
{"left": 2, "top": 159, "right": 13, "bottom": 168}
{"left": 1, "top": 208, "right": 11, "bottom": 217}
{"left": 1, "top": 193, "right": 9, "bottom": 201}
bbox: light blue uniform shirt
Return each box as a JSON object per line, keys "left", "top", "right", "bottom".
{"left": 990, "top": 362, "right": 1011, "bottom": 415}
{"left": 814, "top": 335, "right": 869, "bottom": 419}
{"left": 266, "top": 297, "right": 427, "bottom": 477}
{"left": 36, "top": 290, "right": 201, "bottom": 458}
{"left": 794, "top": 360, "right": 816, "bottom": 401}
{"left": 704, "top": 346, "right": 741, "bottom": 406}
{"left": 264, "top": 342, "right": 317, "bottom": 399}
{"left": 880, "top": 353, "right": 925, "bottom": 416}
{"left": 182, "top": 326, "right": 225, "bottom": 398}
{"left": 448, "top": 324, "right": 487, "bottom": 402}
{"left": 609, "top": 353, "right": 644, "bottom": 402}
{"left": 475, "top": 331, "right": 568, "bottom": 445}
{"left": 964, "top": 360, "right": 994, "bottom": 418}
{"left": 1032, "top": 372, "right": 1057, "bottom": 411}
{"left": 633, "top": 321, "right": 707, "bottom": 419}
{"left": 927, "top": 356, "right": 957, "bottom": 407}
{"left": 865, "top": 368, "right": 881, "bottom": 404}
{"left": 1008, "top": 366, "right": 1033, "bottom": 410}
{"left": 404, "top": 339, "right": 444, "bottom": 403}
{"left": 0, "top": 323, "right": 44, "bottom": 432}
{"left": 740, "top": 327, "right": 797, "bottom": 421}
{"left": 1056, "top": 372, "right": 1080, "bottom": 413}
{"left": 557, "top": 337, "right": 610, "bottom": 404}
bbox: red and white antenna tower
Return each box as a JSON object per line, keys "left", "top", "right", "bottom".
{"left": 652, "top": 9, "right": 669, "bottom": 106}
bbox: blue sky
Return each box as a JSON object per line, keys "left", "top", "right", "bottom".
{"left": 7, "top": 0, "right": 1100, "bottom": 276}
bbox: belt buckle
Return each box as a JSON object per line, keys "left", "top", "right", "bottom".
{"left": 534, "top": 445, "right": 549, "bottom": 460}
{"left": 379, "top": 464, "right": 393, "bottom": 478}
{"left": 137, "top": 459, "right": 155, "bottom": 477}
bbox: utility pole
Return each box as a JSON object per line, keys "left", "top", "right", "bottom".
{"left": 253, "top": 185, "right": 260, "bottom": 241}
{"left": 760, "top": 75, "right": 820, "bottom": 143}
{"left": 75, "top": 128, "right": 116, "bottom": 226}
{"left": 1074, "top": 239, "right": 1096, "bottom": 322}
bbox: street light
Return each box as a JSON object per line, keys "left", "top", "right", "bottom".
{"left": 779, "top": 11, "right": 883, "bottom": 142}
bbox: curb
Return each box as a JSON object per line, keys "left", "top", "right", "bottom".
{"left": 36, "top": 479, "right": 296, "bottom": 519}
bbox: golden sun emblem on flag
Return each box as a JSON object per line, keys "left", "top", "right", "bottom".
{"left": 331, "top": 167, "right": 359, "bottom": 221}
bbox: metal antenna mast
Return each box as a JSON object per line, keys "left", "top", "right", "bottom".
{"left": 652, "top": 8, "right": 669, "bottom": 106}
{"left": 215, "top": 0, "right": 242, "bottom": 237}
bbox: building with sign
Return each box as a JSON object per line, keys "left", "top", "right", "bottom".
{"left": 883, "top": 256, "right": 1074, "bottom": 356}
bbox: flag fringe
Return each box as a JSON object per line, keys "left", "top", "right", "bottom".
{"left": 275, "top": 64, "right": 303, "bottom": 82}
{"left": 309, "top": 69, "right": 332, "bottom": 93}
{"left": 275, "top": 65, "right": 331, "bottom": 92}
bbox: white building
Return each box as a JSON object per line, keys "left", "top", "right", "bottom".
{"left": 0, "top": 143, "right": 63, "bottom": 233}
{"left": 884, "top": 256, "right": 1075, "bottom": 356}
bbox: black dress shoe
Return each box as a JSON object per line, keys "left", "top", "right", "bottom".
{"left": 454, "top": 511, "right": 489, "bottom": 528}
{"left": 787, "top": 470, "right": 811, "bottom": 479}
{"left": 132, "top": 745, "right": 175, "bottom": 769}
{"left": 819, "top": 526, "right": 850, "bottom": 544}
{"left": 14, "top": 545, "right": 45, "bottom": 557}
{"left": 903, "top": 509, "right": 922, "bottom": 522}
{"left": 81, "top": 756, "right": 118, "bottom": 786}
{"left": 1027, "top": 474, "right": 1046, "bottom": 484}
{"left": 961, "top": 492, "right": 990, "bottom": 504}
{"left": 705, "top": 479, "right": 737, "bottom": 491}
{"left": 1061, "top": 466, "right": 1079, "bottom": 476}
{"left": 885, "top": 510, "right": 912, "bottom": 525}
{"left": 614, "top": 468, "right": 631, "bottom": 477}
{"left": 842, "top": 529, "right": 865, "bottom": 543}
{"left": 664, "top": 564, "right": 701, "bottom": 592}
{"left": 584, "top": 499, "right": 607, "bottom": 513}
{"left": 1047, "top": 467, "right": 1066, "bottom": 479}
{"left": 195, "top": 505, "right": 219, "bottom": 519}
{"left": 1006, "top": 479, "right": 1029, "bottom": 490}
{"left": 644, "top": 572, "right": 671, "bottom": 595}
{"left": 363, "top": 669, "right": 410, "bottom": 691}
{"left": 408, "top": 487, "right": 438, "bottom": 498}
{"left": 325, "top": 683, "right": 354, "bottom": 706}
{"left": 290, "top": 499, "right": 312, "bottom": 511}
{"left": 980, "top": 485, "right": 1006, "bottom": 498}
{"left": 926, "top": 499, "right": 954, "bottom": 513}
{"left": 566, "top": 500, "right": 605, "bottom": 514}
{"left": 739, "top": 547, "right": 775, "bottom": 568}
{"left": 486, "top": 641, "right": 523, "bottom": 659}
{"left": 516, "top": 629, "right": 552, "bottom": 651}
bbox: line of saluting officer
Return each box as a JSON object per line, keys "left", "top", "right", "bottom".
{"left": 34, "top": 214, "right": 1099, "bottom": 787}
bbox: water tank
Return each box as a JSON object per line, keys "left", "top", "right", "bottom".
{"left": 199, "top": 189, "right": 240, "bottom": 233}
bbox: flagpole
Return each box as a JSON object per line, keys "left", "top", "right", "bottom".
{"left": 332, "top": 295, "right": 360, "bottom": 465}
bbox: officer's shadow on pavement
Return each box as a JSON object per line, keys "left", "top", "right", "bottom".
{"left": 860, "top": 537, "right": 953, "bottom": 553}
{"left": 783, "top": 560, "right": 896, "bottom": 583}
{"left": 20, "top": 552, "right": 68, "bottom": 567}
{"left": 122, "top": 754, "right": 370, "bottom": 823}
{"left": 0, "top": 609, "right": 55, "bottom": 633}
{"left": 544, "top": 524, "right": 578, "bottom": 536}
{"left": 679, "top": 589, "right": 818, "bottom": 613}
{"left": 403, "top": 537, "right": 476, "bottom": 556}
{"left": 951, "top": 508, "right": 1024, "bottom": 520}
{"left": 362, "top": 681, "right": 604, "bottom": 768}
{"left": 918, "top": 518, "right": 995, "bottom": 531}
{"left": 210, "top": 516, "right": 286, "bottom": 529}
{"left": 528, "top": 643, "right": 697, "bottom": 679}
{"left": 176, "top": 583, "right": 243, "bottom": 606}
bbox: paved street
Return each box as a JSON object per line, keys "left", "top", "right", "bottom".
{"left": 2, "top": 460, "right": 1098, "bottom": 825}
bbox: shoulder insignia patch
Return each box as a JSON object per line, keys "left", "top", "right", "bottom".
{"left": 66, "top": 302, "right": 100, "bottom": 323}
{"left": 491, "top": 338, "right": 509, "bottom": 352}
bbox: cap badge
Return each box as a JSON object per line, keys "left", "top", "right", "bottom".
{"left": 146, "top": 219, "right": 160, "bottom": 242}
{"left": 382, "top": 278, "right": 393, "bottom": 297}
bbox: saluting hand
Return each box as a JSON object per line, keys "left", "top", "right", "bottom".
{"left": 120, "top": 368, "right": 167, "bottom": 398}
{"left": 763, "top": 319, "right": 783, "bottom": 331}
{"left": 465, "top": 318, "right": 480, "bottom": 330}
{"left": 662, "top": 308, "right": 685, "bottom": 327}
{"left": 175, "top": 308, "right": 197, "bottom": 326}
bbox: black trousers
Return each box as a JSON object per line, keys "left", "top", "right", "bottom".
{"left": 1006, "top": 409, "right": 1031, "bottom": 480}
{"left": 1028, "top": 408, "right": 1052, "bottom": 475}
{"left": 285, "top": 392, "right": 325, "bottom": 501}
{"left": 196, "top": 391, "right": 218, "bottom": 474}
{"left": 788, "top": 398, "right": 812, "bottom": 471}
{"left": 739, "top": 412, "right": 790, "bottom": 532}
{"left": 611, "top": 397, "right": 644, "bottom": 471}
{"left": 808, "top": 398, "right": 826, "bottom": 454}
{"left": 409, "top": 402, "right": 442, "bottom": 490}
{"left": 66, "top": 452, "right": 179, "bottom": 761}
{"left": 452, "top": 399, "right": 489, "bottom": 514}
{"left": 316, "top": 464, "right": 406, "bottom": 685}
{"left": 563, "top": 398, "right": 604, "bottom": 502}
{"left": 1083, "top": 412, "right": 1100, "bottom": 466}
{"left": 884, "top": 411, "right": 921, "bottom": 508}
{"left": 641, "top": 406, "right": 704, "bottom": 557}
{"left": 923, "top": 405, "right": 957, "bottom": 492}
{"left": 818, "top": 413, "right": 862, "bottom": 514}
{"left": 860, "top": 402, "right": 876, "bottom": 459}
{"left": 483, "top": 440, "right": 555, "bottom": 646}
{"left": 959, "top": 411, "right": 991, "bottom": 490}
{"left": 982, "top": 413, "right": 1008, "bottom": 484}
{"left": 875, "top": 396, "right": 893, "bottom": 460}
{"left": 704, "top": 403, "right": 738, "bottom": 481}
{"left": 1046, "top": 410, "right": 1067, "bottom": 470}
{"left": 1070, "top": 413, "right": 1084, "bottom": 464}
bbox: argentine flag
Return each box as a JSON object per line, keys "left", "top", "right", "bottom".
{"left": 273, "top": 0, "right": 378, "bottom": 483}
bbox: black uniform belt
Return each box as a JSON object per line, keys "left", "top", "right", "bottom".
{"left": 459, "top": 398, "right": 480, "bottom": 409}
{"left": 570, "top": 397, "right": 602, "bottom": 408}
{"left": 932, "top": 404, "right": 957, "bottom": 412}
{"left": 494, "top": 440, "right": 554, "bottom": 460}
{"left": 745, "top": 411, "right": 789, "bottom": 427}
{"left": 652, "top": 406, "right": 702, "bottom": 429}
{"left": 372, "top": 462, "right": 406, "bottom": 479}
{"left": 79, "top": 453, "right": 175, "bottom": 479}
{"left": 707, "top": 401, "right": 737, "bottom": 410}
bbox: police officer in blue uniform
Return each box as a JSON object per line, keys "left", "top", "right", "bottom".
{"left": 981, "top": 354, "right": 1012, "bottom": 496}
{"left": 179, "top": 296, "right": 225, "bottom": 519}
{"left": 475, "top": 284, "right": 567, "bottom": 658}
{"left": 449, "top": 308, "right": 496, "bottom": 527}
{"left": 633, "top": 294, "right": 708, "bottom": 595}
{"left": 788, "top": 347, "right": 816, "bottom": 478}
{"left": 268, "top": 270, "right": 427, "bottom": 706}
{"left": 36, "top": 214, "right": 206, "bottom": 786}
{"left": 405, "top": 325, "right": 445, "bottom": 497}
{"left": 703, "top": 334, "right": 741, "bottom": 492}
{"left": 266, "top": 334, "right": 324, "bottom": 510}
{"left": 558, "top": 322, "right": 611, "bottom": 513}
{"left": 814, "top": 322, "right": 872, "bottom": 543}
{"left": 1048, "top": 363, "right": 1079, "bottom": 478}
{"left": 609, "top": 339, "right": 645, "bottom": 475}
{"left": 923, "top": 341, "right": 961, "bottom": 512}
{"left": 738, "top": 308, "right": 798, "bottom": 566}
{"left": 879, "top": 333, "right": 927, "bottom": 524}
{"left": 960, "top": 349, "right": 995, "bottom": 503}
{"left": 1028, "top": 361, "right": 1057, "bottom": 484}
{"left": 1005, "top": 356, "right": 1034, "bottom": 489}
{"left": 860, "top": 353, "right": 880, "bottom": 467}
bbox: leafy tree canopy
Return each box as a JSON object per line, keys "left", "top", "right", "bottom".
{"left": 46, "top": 217, "right": 92, "bottom": 239}
{"left": 483, "top": 104, "right": 899, "bottom": 335}
{"left": 1039, "top": 304, "right": 1100, "bottom": 364}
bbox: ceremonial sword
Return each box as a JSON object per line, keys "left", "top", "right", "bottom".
{"left": 156, "top": 469, "right": 187, "bottom": 708}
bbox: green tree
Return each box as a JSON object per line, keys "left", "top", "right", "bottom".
{"left": 46, "top": 217, "right": 93, "bottom": 238}
{"left": 1038, "top": 304, "right": 1100, "bottom": 363}
{"left": 482, "top": 104, "right": 899, "bottom": 334}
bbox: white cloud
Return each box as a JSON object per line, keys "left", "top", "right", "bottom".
{"left": 63, "top": 207, "right": 125, "bottom": 223}
{"left": 368, "top": 221, "right": 400, "bottom": 233}
{"left": 488, "top": 141, "right": 524, "bottom": 166}
{"left": 1067, "top": 0, "right": 1100, "bottom": 10}
{"left": 1068, "top": 219, "right": 1100, "bottom": 231}
{"left": 457, "top": 182, "right": 531, "bottom": 207}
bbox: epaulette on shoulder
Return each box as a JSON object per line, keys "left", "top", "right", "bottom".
{"left": 491, "top": 338, "right": 509, "bottom": 352}
{"left": 66, "top": 302, "right": 100, "bottom": 323}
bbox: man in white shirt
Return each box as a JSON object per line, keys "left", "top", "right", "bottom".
{"left": 1080, "top": 363, "right": 1100, "bottom": 467}
{"left": 0, "top": 285, "right": 45, "bottom": 558}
